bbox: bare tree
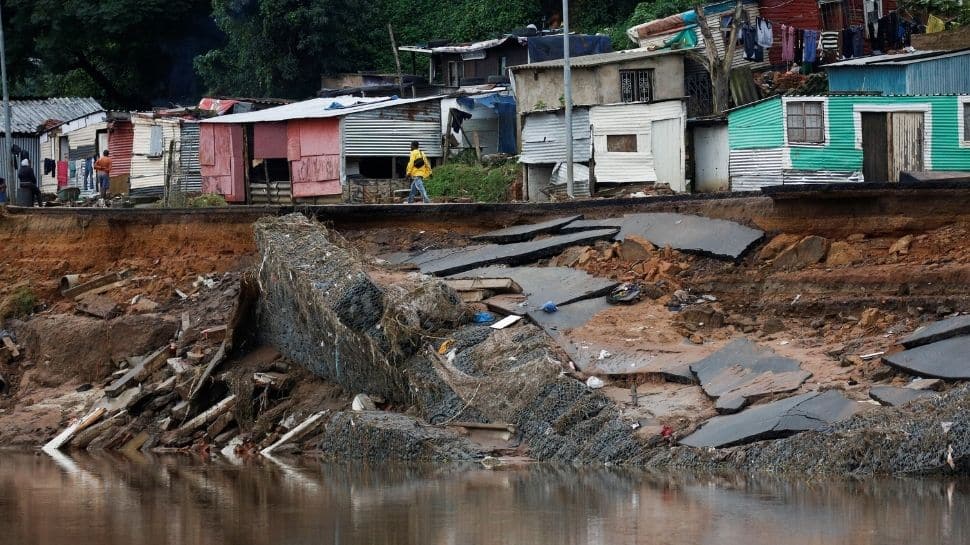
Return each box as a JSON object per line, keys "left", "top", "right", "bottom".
{"left": 691, "top": 0, "right": 743, "bottom": 115}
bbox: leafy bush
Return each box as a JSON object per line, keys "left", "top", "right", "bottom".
{"left": 0, "top": 286, "right": 37, "bottom": 320}
{"left": 424, "top": 160, "right": 519, "bottom": 202}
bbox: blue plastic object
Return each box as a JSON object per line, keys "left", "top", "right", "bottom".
{"left": 473, "top": 311, "right": 495, "bottom": 323}
{"left": 541, "top": 301, "right": 558, "bottom": 313}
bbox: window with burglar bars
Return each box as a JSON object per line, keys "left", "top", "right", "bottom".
{"left": 620, "top": 69, "right": 653, "bottom": 103}
{"left": 786, "top": 101, "right": 825, "bottom": 144}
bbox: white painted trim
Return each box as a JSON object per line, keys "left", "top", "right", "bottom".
{"left": 852, "top": 103, "right": 933, "bottom": 169}
{"left": 782, "top": 97, "right": 829, "bottom": 148}
{"left": 959, "top": 97, "right": 970, "bottom": 148}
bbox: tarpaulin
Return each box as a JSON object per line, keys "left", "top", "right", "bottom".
{"left": 456, "top": 94, "right": 517, "bottom": 155}
{"left": 627, "top": 10, "right": 698, "bottom": 41}
{"left": 198, "top": 98, "right": 239, "bottom": 115}
{"left": 527, "top": 35, "right": 613, "bottom": 63}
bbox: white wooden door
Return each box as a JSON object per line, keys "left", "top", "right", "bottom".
{"left": 651, "top": 117, "right": 685, "bottom": 191}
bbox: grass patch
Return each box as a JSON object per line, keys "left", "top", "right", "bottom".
{"left": 0, "top": 286, "right": 37, "bottom": 320}
{"left": 424, "top": 160, "right": 518, "bottom": 203}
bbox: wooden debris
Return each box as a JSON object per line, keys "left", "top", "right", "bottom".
{"left": 444, "top": 278, "right": 522, "bottom": 292}
{"left": 206, "top": 412, "right": 235, "bottom": 439}
{"left": 61, "top": 270, "right": 131, "bottom": 299}
{"left": 202, "top": 325, "right": 228, "bottom": 341}
{"left": 483, "top": 294, "right": 528, "bottom": 316}
{"left": 1, "top": 334, "right": 19, "bottom": 358}
{"left": 166, "top": 394, "right": 237, "bottom": 442}
{"left": 120, "top": 431, "right": 150, "bottom": 454}
{"left": 490, "top": 315, "right": 522, "bottom": 330}
{"left": 105, "top": 346, "right": 170, "bottom": 398}
{"left": 189, "top": 340, "right": 227, "bottom": 400}
{"left": 459, "top": 289, "right": 489, "bottom": 302}
{"left": 75, "top": 293, "right": 120, "bottom": 319}
{"left": 254, "top": 372, "right": 289, "bottom": 389}
{"left": 43, "top": 406, "right": 107, "bottom": 451}
{"left": 261, "top": 411, "right": 328, "bottom": 456}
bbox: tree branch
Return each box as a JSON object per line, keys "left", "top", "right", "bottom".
{"left": 723, "top": 0, "right": 744, "bottom": 73}
{"left": 693, "top": 5, "right": 719, "bottom": 73}
{"left": 73, "top": 51, "right": 143, "bottom": 107}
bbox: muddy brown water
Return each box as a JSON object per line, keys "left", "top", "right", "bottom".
{"left": 1, "top": 453, "right": 968, "bottom": 545}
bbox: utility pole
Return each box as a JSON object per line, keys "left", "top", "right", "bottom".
{"left": 0, "top": 5, "right": 12, "bottom": 204}
{"left": 562, "top": 0, "right": 573, "bottom": 198}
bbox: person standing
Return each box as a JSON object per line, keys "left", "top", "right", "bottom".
{"left": 17, "top": 158, "right": 41, "bottom": 207}
{"left": 94, "top": 150, "right": 112, "bottom": 199}
{"left": 405, "top": 141, "right": 432, "bottom": 204}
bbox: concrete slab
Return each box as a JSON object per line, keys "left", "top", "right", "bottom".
{"left": 451, "top": 266, "right": 617, "bottom": 308}
{"left": 617, "top": 213, "right": 763, "bottom": 259}
{"left": 680, "top": 390, "right": 866, "bottom": 448}
{"left": 689, "top": 338, "right": 812, "bottom": 405}
{"left": 883, "top": 336, "right": 970, "bottom": 380}
{"left": 558, "top": 218, "right": 625, "bottom": 233}
{"left": 528, "top": 297, "right": 613, "bottom": 335}
{"left": 566, "top": 345, "right": 697, "bottom": 383}
{"left": 471, "top": 215, "right": 583, "bottom": 243}
{"left": 900, "top": 315, "right": 970, "bottom": 348}
{"left": 869, "top": 386, "right": 937, "bottom": 407}
{"left": 417, "top": 229, "right": 619, "bottom": 276}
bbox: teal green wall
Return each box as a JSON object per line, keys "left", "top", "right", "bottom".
{"left": 728, "top": 97, "right": 783, "bottom": 149}
{"left": 728, "top": 95, "right": 970, "bottom": 172}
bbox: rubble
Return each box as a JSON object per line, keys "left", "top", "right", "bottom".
{"left": 471, "top": 215, "right": 583, "bottom": 243}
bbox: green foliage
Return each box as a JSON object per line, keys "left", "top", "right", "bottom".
{"left": 424, "top": 160, "right": 519, "bottom": 202}
{"left": 0, "top": 286, "right": 37, "bottom": 321}
{"left": 188, "top": 193, "right": 229, "bottom": 207}
{"left": 899, "top": 0, "right": 970, "bottom": 24}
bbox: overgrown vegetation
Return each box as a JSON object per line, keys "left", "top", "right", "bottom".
{"left": 0, "top": 286, "right": 37, "bottom": 321}
{"left": 189, "top": 193, "right": 229, "bottom": 207}
{"left": 424, "top": 157, "right": 519, "bottom": 203}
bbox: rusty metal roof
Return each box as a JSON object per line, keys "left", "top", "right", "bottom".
{"left": 0, "top": 97, "right": 103, "bottom": 135}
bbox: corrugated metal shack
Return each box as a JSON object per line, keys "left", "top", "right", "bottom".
{"left": 39, "top": 110, "right": 108, "bottom": 194}
{"left": 129, "top": 114, "right": 184, "bottom": 198}
{"left": 826, "top": 49, "right": 970, "bottom": 95}
{"left": 0, "top": 97, "right": 103, "bottom": 195}
{"left": 727, "top": 94, "right": 970, "bottom": 188}
{"left": 201, "top": 95, "right": 442, "bottom": 204}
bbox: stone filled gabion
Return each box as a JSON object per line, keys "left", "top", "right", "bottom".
{"left": 315, "top": 411, "right": 484, "bottom": 462}
{"left": 253, "top": 214, "right": 461, "bottom": 403}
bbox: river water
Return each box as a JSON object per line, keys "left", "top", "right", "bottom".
{"left": 0, "top": 451, "right": 966, "bottom": 545}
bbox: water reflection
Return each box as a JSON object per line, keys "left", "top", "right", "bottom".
{"left": 0, "top": 452, "right": 966, "bottom": 545}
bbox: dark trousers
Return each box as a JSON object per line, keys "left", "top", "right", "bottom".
{"left": 17, "top": 184, "right": 42, "bottom": 207}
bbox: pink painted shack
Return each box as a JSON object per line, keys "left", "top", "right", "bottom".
{"left": 200, "top": 96, "right": 442, "bottom": 204}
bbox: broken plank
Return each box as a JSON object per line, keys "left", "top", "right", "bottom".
{"left": 254, "top": 372, "right": 289, "bottom": 389}
{"left": 43, "top": 406, "right": 107, "bottom": 451}
{"left": 490, "top": 315, "right": 522, "bottom": 330}
{"left": 84, "top": 279, "right": 129, "bottom": 297}
{"left": 206, "top": 412, "right": 235, "bottom": 438}
{"left": 104, "top": 346, "right": 171, "bottom": 398}
{"left": 120, "top": 431, "right": 151, "bottom": 454}
{"left": 202, "top": 325, "right": 228, "bottom": 341}
{"left": 261, "top": 411, "right": 328, "bottom": 456}
{"left": 2, "top": 335, "right": 19, "bottom": 358}
{"left": 168, "top": 395, "right": 237, "bottom": 441}
{"left": 459, "top": 289, "right": 489, "bottom": 303}
{"left": 447, "top": 421, "right": 516, "bottom": 432}
{"left": 189, "top": 340, "right": 227, "bottom": 400}
{"left": 62, "top": 270, "right": 131, "bottom": 299}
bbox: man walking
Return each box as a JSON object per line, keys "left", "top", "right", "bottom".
{"left": 405, "top": 141, "right": 432, "bottom": 204}
{"left": 94, "top": 150, "right": 112, "bottom": 199}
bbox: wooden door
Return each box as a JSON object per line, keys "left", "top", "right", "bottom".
{"left": 890, "top": 112, "right": 924, "bottom": 182}
{"left": 861, "top": 112, "right": 889, "bottom": 183}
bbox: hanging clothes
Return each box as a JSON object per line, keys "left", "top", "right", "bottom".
{"left": 781, "top": 24, "right": 795, "bottom": 62}
{"left": 841, "top": 28, "right": 854, "bottom": 58}
{"left": 56, "top": 161, "right": 68, "bottom": 188}
{"left": 820, "top": 31, "right": 839, "bottom": 51}
{"left": 742, "top": 22, "right": 763, "bottom": 61}
{"left": 43, "top": 158, "right": 55, "bottom": 176}
{"left": 802, "top": 30, "right": 818, "bottom": 63}
{"left": 756, "top": 17, "right": 773, "bottom": 48}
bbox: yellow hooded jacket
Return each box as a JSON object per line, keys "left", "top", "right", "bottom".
{"left": 406, "top": 149, "right": 432, "bottom": 179}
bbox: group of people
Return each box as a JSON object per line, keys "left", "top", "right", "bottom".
{"left": 0, "top": 150, "right": 112, "bottom": 207}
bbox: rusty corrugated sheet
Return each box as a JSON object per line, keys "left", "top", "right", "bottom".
{"left": 108, "top": 121, "right": 134, "bottom": 176}
{"left": 760, "top": 0, "right": 820, "bottom": 65}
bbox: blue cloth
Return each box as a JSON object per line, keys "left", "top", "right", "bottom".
{"left": 802, "top": 30, "right": 818, "bottom": 63}
{"left": 527, "top": 35, "right": 612, "bottom": 63}
{"left": 84, "top": 157, "right": 94, "bottom": 190}
{"left": 407, "top": 176, "right": 429, "bottom": 203}
{"left": 742, "top": 23, "right": 763, "bottom": 62}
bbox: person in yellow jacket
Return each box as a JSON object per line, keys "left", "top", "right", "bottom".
{"left": 405, "top": 141, "right": 432, "bottom": 203}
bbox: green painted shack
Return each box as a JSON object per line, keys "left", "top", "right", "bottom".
{"left": 727, "top": 94, "right": 970, "bottom": 188}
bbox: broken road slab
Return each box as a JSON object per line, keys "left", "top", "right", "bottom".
{"left": 689, "top": 338, "right": 812, "bottom": 406}
{"left": 418, "top": 229, "right": 619, "bottom": 276}
{"left": 868, "top": 386, "right": 937, "bottom": 407}
{"left": 471, "top": 215, "right": 583, "bottom": 243}
{"left": 617, "top": 213, "right": 763, "bottom": 259}
{"left": 527, "top": 297, "right": 612, "bottom": 337}
{"left": 558, "top": 218, "right": 625, "bottom": 233}
{"left": 680, "top": 390, "right": 866, "bottom": 448}
{"left": 883, "top": 336, "right": 970, "bottom": 380}
{"left": 451, "top": 266, "right": 617, "bottom": 308}
{"left": 900, "top": 315, "right": 970, "bottom": 348}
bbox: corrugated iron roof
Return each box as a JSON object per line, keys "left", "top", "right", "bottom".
{"left": 202, "top": 95, "right": 442, "bottom": 124}
{"left": 1, "top": 97, "right": 103, "bottom": 135}
{"left": 825, "top": 49, "right": 970, "bottom": 68}
{"left": 510, "top": 47, "right": 689, "bottom": 71}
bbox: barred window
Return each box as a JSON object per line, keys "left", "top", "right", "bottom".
{"left": 620, "top": 69, "right": 653, "bottom": 103}
{"left": 787, "top": 101, "right": 825, "bottom": 144}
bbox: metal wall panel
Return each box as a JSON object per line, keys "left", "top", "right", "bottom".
{"left": 130, "top": 117, "right": 181, "bottom": 193}
{"left": 907, "top": 55, "right": 970, "bottom": 95}
{"left": 729, "top": 147, "right": 783, "bottom": 191}
{"left": 520, "top": 108, "right": 592, "bottom": 164}
{"left": 693, "top": 124, "right": 729, "bottom": 192}
{"left": 590, "top": 101, "right": 685, "bottom": 188}
{"left": 343, "top": 119, "right": 442, "bottom": 157}
{"left": 109, "top": 121, "right": 134, "bottom": 176}
{"left": 178, "top": 122, "right": 203, "bottom": 193}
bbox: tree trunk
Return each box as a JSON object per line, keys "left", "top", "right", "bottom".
{"left": 694, "top": 0, "right": 744, "bottom": 115}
